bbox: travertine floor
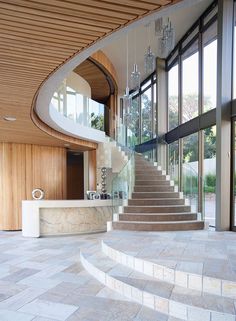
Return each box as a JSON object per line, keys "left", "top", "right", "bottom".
{"left": 0, "top": 230, "right": 235, "bottom": 320}
{"left": 0, "top": 231, "right": 165, "bottom": 321}
{"left": 104, "top": 229, "right": 236, "bottom": 281}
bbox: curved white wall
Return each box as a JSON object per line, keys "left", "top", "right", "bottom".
{"left": 66, "top": 72, "right": 91, "bottom": 98}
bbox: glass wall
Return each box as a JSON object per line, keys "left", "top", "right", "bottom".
{"left": 168, "top": 140, "right": 179, "bottom": 185}
{"left": 182, "top": 42, "right": 199, "bottom": 123}
{"left": 203, "top": 126, "right": 216, "bottom": 227}
{"left": 123, "top": 72, "right": 156, "bottom": 147}
{"left": 203, "top": 21, "right": 217, "bottom": 112}
{"left": 182, "top": 133, "right": 198, "bottom": 212}
{"left": 168, "top": 64, "right": 179, "bottom": 130}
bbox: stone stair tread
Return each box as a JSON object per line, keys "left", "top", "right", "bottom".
{"left": 120, "top": 212, "right": 196, "bottom": 215}
{"left": 115, "top": 220, "right": 201, "bottom": 224}
{"left": 125, "top": 205, "right": 188, "bottom": 208}
{"left": 81, "top": 248, "right": 236, "bottom": 316}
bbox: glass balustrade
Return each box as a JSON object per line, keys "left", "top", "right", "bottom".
{"left": 51, "top": 83, "right": 108, "bottom": 132}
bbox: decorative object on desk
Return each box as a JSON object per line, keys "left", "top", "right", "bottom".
{"left": 101, "top": 167, "right": 107, "bottom": 194}
{"left": 92, "top": 192, "right": 101, "bottom": 200}
{"left": 32, "top": 188, "right": 45, "bottom": 200}
{"left": 86, "top": 191, "right": 96, "bottom": 200}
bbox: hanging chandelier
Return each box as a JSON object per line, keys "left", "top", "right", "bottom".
{"left": 155, "top": 17, "right": 175, "bottom": 58}
{"left": 144, "top": 23, "right": 155, "bottom": 75}
{"left": 123, "top": 33, "right": 132, "bottom": 115}
{"left": 130, "top": 30, "right": 141, "bottom": 90}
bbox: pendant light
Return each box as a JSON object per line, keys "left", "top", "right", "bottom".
{"left": 123, "top": 33, "right": 132, "bottom": 115}
{"left": 144, "top": 23, "right": 155, "bottom": 75}
{"left": 130, "top": 29, "right": 141, "bottom": 90}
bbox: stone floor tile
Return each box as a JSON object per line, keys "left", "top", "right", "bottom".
{"left": 18, "top": 299, "right": 78, "bottom": 321}
{"left": 2, "top": 268, "right": 39, "bottom": 283}
{"left": 134, "top": 306, "right": 168, "bottom": 321}
{"left": 0, "top": 309, "right": 35, "bottom": 321}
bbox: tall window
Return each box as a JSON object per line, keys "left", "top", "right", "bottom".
{"left": 203, "top": 21, "right": 217, "bottom": 112}
{"left": 182, "top": 41, "right": 199, "bottom": 123}
{"left": 169, "top": 140, "right": 179, "bottom": 186}
{"left": 128, "top": 96, "right": 140, "bottom": 147}
{"left": 168, "top": 64, "right": 179, "bottom": 130}
{"left": 141, "top": 87, "right": 152, "bottom": 142}
{"left": 182, "top": 133, "right": 198, "bottom": 212}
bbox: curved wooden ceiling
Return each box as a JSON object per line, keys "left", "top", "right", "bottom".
{"left": 0, "top": 0, "right": 179, "bottom": 150}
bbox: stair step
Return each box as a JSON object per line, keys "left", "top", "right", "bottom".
{"left": 113, "top": 220, "right": 204, "bottom": 231}
{"left": 132, "top": 192, "right": 182, "bottom": 199}
{"left": 119, "top": 213, "right": 197, "bottom": 222}
{"left": 128, "top": 198, "right": 185, "bottom": 206}
{"left": 135, "top": 177, "right": 168, "bottom": 183}
{"left": 135, "top": 180, "right": 171, "bottom": 186}
{"left": 124, "top": 205, "right": 191, "bottom": 213}
{"left": 81, "top": 247, "right": 235, "bottom": 321}
{"left": 134, "top": 186, "right": 175, "bottom": 192}
{"left": 136, "top": 174, "right": 163, "bottom": 180}
{"left": 135, "top": 169, "right": 163, "bottom": 174}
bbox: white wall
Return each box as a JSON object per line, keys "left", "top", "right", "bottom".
{"left": 66, "top": 72, "right": 91, "bottom": 98}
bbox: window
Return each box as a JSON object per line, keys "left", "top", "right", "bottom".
{"left": 203, "top": 21, "right": 217, "bottom": 112}
{"left": 168, "top": 64, "right": 179, "bottom": 130}
{"left": 141, "top": 87, "right": 152, "bottom": 143}
{"left": 182, "top": 133, "right": 198, "bottom": 212}
{"left": 203, "top": 126, "right": 216, "bottom": 227}
{"left": 169, "top": 140, "right": 179, "bottom": 186}
{"left": 182, "top": 41, "right": 199, "bottom": 123}
{"left": 128, "top": 96, "right": 140, "bottom": 147}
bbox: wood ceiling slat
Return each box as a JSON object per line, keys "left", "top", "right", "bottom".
{"left": 0, "top": 3, "right": 120, "bottom": 29}
{"left": 0, "top": 26, "right": 90, "bottom": 48}
{"left": 0, "top": 66, "right": 48, "bottom": 76}
{"left": 1, "top": 0, "right": 127, "bottom": 25}
{"left": 0, "top": 40, "right": 76, "bottom": 56}
{"left": 100, "top": 0, "right": 158, "bottom": 10}
{"left": 0, "top": 13, "right": 99, "bottom": 42}
{"left": 0, "top": 60, "right": 56, "bottom": 71}
{"left": 56, "top": 0, "right": 147, "bottom": 15}
{"left": 0, "top": 45, "right": 72, "bottom": 60}
{"left": 0, "top": 33, "right": 81, "bottom": 51}
{"left": 0, "top": 50, "right": 63, "bottom": 64}
{"left": 25, "top": 0, "right": 138, "bottom": 20}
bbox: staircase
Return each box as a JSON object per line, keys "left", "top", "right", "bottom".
{"left": 112, "top": 154, "right": 204, "bottom": 231}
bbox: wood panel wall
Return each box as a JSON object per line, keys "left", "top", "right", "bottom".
{"left": 88, "top": 150, "right": 97, "bottom": 190}
{"left": 0, "top": 142, "right": 67, "bottom": 230}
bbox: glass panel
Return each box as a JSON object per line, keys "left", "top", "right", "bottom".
{"left": 141, "top": 87, "right": 152, "bottom": 143}
{"left": 169, "top": 140, "right": 179, "bottom": 186}
{"left": 203, "top": 5, "right": 217, "bottom": 26}
{"left": 141, "top": 79, "right": 151, "bottom": 92}
{"left": 203, "top": 21, "right": 217, "bottom": 112}
{"left": 182, "top": 41, "right": 199, "bottom": 123}
{"left": 127, "top": 97, "right": 140, "bottom": 148}
{"left": 168, "top": 64, "right": 179, "bottom": 130}
{"left": 203, "top": 126, "right": 216, "bottom": 227}
{"left": 66, "top": 93, "right": 76, "bottom": 121}
{"left": 234, "top": 6, "right": 236, "bottom": 99}
{"left": 182, "top": 133, "right": 198, "bottom": 212}
{"left": 153, "top": 83, "right": 157, "bottom": 139}
{"left": 182, "top": 26, "right": 199, "bottom": 50}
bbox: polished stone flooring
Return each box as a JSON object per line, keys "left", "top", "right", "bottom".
{"left": 0, "top": 230, "right": 235, "bottom": 320}
{"left": 0, "top": 231, "right": 167, "bottom": 321}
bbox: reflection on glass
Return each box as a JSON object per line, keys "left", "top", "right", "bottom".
{"left": 182, "top": 133, "right": 198, "bottom": 212}
{"left": 182, "top": 45, "right": 199, "bottom": 123}
{"left": 203, "top": 126, "right": 216, "bottom": 227}
{"left": 51, "top": 83, "right": 106, "bottom": 131}
{"left": 203, "top": 21, "right": 217, "bottom": 112}
{"left": 169, "top": 140, "right": 179, "bottom": 186}
{"left": 141, "top": 87, "right": 152, "bottom": 143}
{"left": 127, "top": 97, "right": 139, "bottom": 147}
{"left": 168, "top": 64, "right": 178, "bottom": 130}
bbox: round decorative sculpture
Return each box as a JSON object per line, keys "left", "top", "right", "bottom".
{"left": 101, "top": 167, "right": 107, "bottom": 194}
{"left": 32, "top": 188, "right": 45, "bottom": 200}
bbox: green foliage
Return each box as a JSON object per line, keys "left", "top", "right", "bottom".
{"left": 90, "top": 112, "right": 104, "bottom": 131}
{"left": 183, "top": 175, "right": 198, "bottom": 194}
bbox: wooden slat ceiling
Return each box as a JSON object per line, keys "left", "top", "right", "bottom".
{"left": 74, "top": 59, "right": 111, "bottom": 104}
{"left": 0, "top": 0, "right": 179, "bottom": 150}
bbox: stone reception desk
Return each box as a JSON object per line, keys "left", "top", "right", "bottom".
{"left": 22, "top": 200, "right": 113, "bottom": 237}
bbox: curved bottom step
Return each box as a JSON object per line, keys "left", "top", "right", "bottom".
{"left": 113, "top": 220, "right": 204, "bottom": 231}
{"left": 80, "top": 245, "right": 236, "bottom": 321}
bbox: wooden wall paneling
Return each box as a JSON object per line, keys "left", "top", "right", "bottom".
{"left": 0, "top": 143, "right": 67, "bottom": 230}
{"left": 88, "top": 150, "right": 97, "bottom": 190}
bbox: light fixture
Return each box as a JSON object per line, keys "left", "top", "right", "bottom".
{"left": 144, "top": 23, "right": 155, "bottom": 75}
{"left": 123, "top": 33, "right": 132, "bottom": 115}
{"left": 155, "top": 17, "right": 175, "bottom": 58}
{"left": 130, "top": 29, "right": 141, "bottom": 90}
{"left": 3, "top": 116, "right": 16, "bottom": 121}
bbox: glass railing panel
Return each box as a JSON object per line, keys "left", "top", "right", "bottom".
{"left": 111, "top": 151, "right": 135, "bottom": 218}
{"left": 51, "top": 81, "right": 108, "bottom": 133}
{"left": 182, "top": 163, "right": 198, "bottom": 214}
